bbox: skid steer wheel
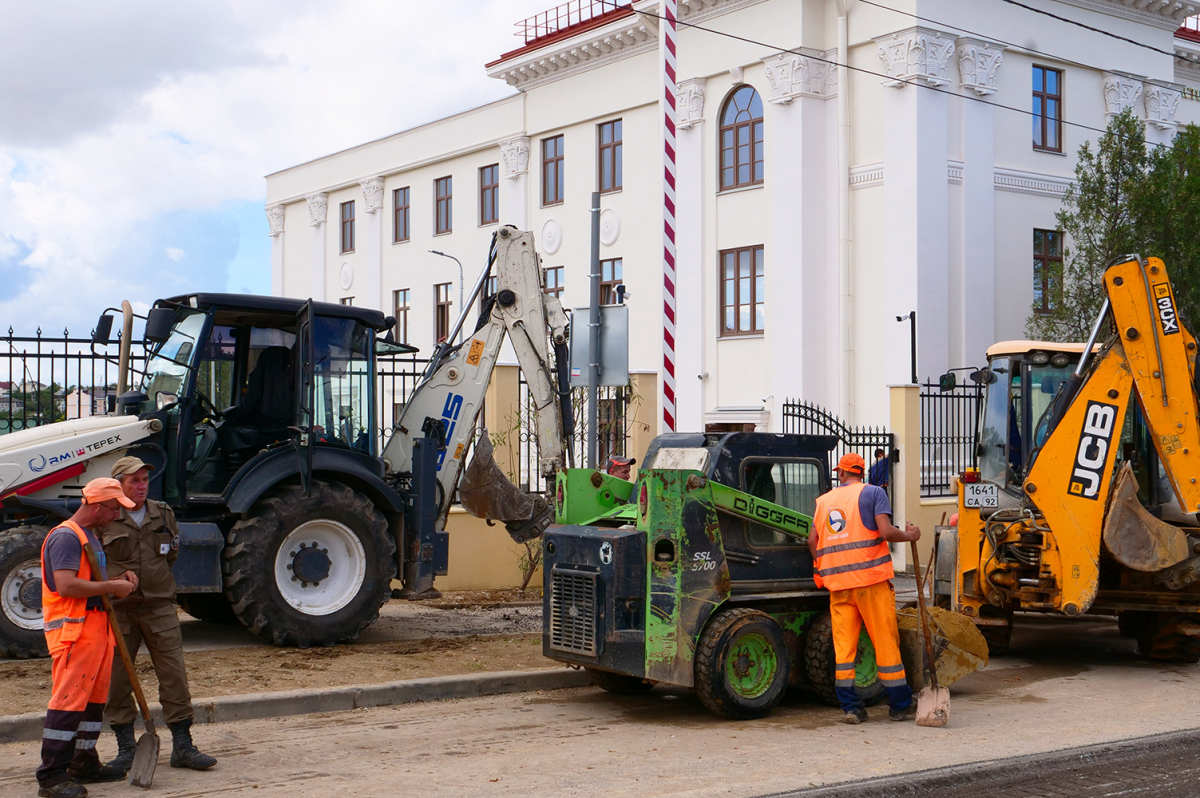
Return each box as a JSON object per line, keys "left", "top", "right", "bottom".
{"left": 803, "top": 611, "right": 886, "bottom": 708}
{"left": 694, "top": 608, "right": 790, "bottom": 720}
{"left": 1136, "top": 613, "right": 1200, "bottom": 663}
{"left": 585, "top": 667, "right": 656, "bottom": 695}
{"left": 0, "top": 525, "right": 50, "bottom": 659}
{"left": 223, "top": 480, "right": 395, "bottom": 648}
{"left": 177, "top": 593, "right": 238, "bottom": 625}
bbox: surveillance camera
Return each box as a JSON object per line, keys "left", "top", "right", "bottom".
{"left": 895, "top": 315, "right": 904, "bottom": 322}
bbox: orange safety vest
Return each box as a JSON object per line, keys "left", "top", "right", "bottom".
{"left": 41, "top": 520, "right": 103, "bottom": 648}
{"left": 812, "top": 482, "right": 894, "bottom": 591}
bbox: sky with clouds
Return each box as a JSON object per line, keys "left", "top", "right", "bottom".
{"left": 0, "top": 0, "right": 553, "bottom": 335}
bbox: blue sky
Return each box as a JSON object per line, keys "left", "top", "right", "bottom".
{"left": 0, "top": 0, "right": 552, "bottom": 335}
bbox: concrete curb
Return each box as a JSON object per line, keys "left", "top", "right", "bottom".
{"left": 0, "top": 667, "right": 592, "bottom": 744}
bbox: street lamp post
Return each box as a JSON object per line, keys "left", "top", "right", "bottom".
{"left": 429, "top": 250, "right": 464, "bottom": 343}
{"left": 896, "top": 311, "right": 917, "bottom": 385}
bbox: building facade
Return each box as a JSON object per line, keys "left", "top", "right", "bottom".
{"left": 265, "top": 0, "right": 1200, "bottom": 434}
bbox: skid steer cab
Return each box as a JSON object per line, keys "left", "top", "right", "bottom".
{"left": 542, "top": 432, "right": 896, "bottom": 720}
{"left": 0, "top": 294, "right": 427, "bottom": 658}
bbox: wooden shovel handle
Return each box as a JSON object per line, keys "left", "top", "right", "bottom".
{"left": 82, "top": 543, "right": 156, "bottom": 733}
{"left": 909, "top": 541, "right": 940, "bottom": 691}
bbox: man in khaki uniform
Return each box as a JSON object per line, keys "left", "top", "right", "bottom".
{"left": 101, "top": 457, "right": 216, "bottom": 775}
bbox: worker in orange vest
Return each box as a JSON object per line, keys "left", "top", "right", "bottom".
{"left": 809, "top": 453, "right": 921, "bottom": 724}
{"left": 37, "top": 478, "right": 137, "bottom": 798}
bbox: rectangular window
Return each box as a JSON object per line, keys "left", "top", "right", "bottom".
{"left": 479, "top": 164, "right": 499, "bottom": 226}
{"left": 340, "top": 200, "right": 355, "bottom": 253}
{"left": 435, "top": 282, "right": 452, "bottom": 342}
{"left": 340, "top": 297, "right": 354, "bottom": 306}
{"left": 1033, "top": 229, "right": 1062, "bottom": 313}
{"left": 598, "top": 119, "right": 622, "bottom": 194}
{"left": 542, "top": 135, "right": 564, "bottom": 206}
{"left": 600, "top": 258, "right": 623, "bottom": 305}
{"left": 1033, "top": 66, "right": 1063, "bottom": 153}
{"left": 393, "top": 187, "right": 410, "bottom": 243}
{"left": 393, "top": 289, "right": 410, "bottom": 344}
{"left": 720, "top": 246, "right": 765, "bottom": 336}
{"left": 543, "top": 266, "right": 564, "bottom": 298}
{"left": 435, "top": 176, "right": 453, "bottom": 235}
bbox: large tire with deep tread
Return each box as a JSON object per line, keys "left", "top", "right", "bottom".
{"left": 585, "top": 667, "right": 656, "bottom": 694}
{"left": 1136, "top": 613, "right": 1200, "bottom": 663}
{"left": 177, "top": 593, "right": 238, "bottom": 625}
{"left": 694, "top": 608, "right": 790, "bottom": 720}
{"left": 222, "top": 480, "right": 395, "bottom": 648}
{"left": 0, "top": 525, "right": 50, "bottom": 659}
{"left": 803, "top": 611, "right": 887, "bottom": 708}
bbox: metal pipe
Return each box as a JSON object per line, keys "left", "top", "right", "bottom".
{"left": 117, "top": 300, "right": 133, "bottom": 397}
{"left": 836, "top": 0, "right": 853, "bottom": 419}
{"left": 430, "top": 249, "right": 485, "bottom": 348}
{"left": 588, "top": 191, "right": 601, "bottom": 470}
{"left": 1075, "top": 298, "right": 1112, "bottom": 378}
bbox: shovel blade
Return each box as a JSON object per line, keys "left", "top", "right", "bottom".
{"left": 129, "top": 732, "right": 159, "bottom": 789}
{"left": 916, "top": 685, "right": 950, "bottom": 728}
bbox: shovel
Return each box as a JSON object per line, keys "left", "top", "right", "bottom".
{"left": 83, "top": 543, "right": 159, "bottom": 788}
{"left": 909, "top": 541, "right": 950, "bottom": 727}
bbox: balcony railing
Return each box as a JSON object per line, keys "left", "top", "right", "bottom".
{"left": 1178, "top": 15, "right": 1200, "bottom": 43}
{"left": 515, "top": 0, "right": 634, "bottom": 46}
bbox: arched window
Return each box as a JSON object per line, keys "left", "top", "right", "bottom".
{"left": 719, "top": 86, "right": 764, "bottom": 190}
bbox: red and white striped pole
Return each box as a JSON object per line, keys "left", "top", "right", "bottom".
{"left": 661, "top": 0, "right": 678, "bottom": 432}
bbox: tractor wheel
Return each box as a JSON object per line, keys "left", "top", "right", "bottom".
{"left": 802, "top": 611, "right": 886, "bottom": 708}
{"left": 223, "top": 480, "right": 395, "bottom": 648}
{"left": 1117, "top": 611, "right": 1143, "bottom": 638}
{"left": 0, "top": 525, "right": 50, "bottom": 659}
{"left": 694, "top": 608, "right": 790, "bottom": 720}
{"left": 585, "top": 667, "right": 656, "bottom": 695}
{"left": 1136, "top": 613, "right": 1200, "bottom": 663}
{"left": 177, "top": 593, "right": 238, "bottom": 625}
{"left": 979, "top": 610, "right": 1014, "bottom": 656}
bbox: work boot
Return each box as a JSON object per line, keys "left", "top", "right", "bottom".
{"left": 842, "top": 709, "right": 868, "bottom": 725}
{"left": 37, "top": 778, "right": 87, "bottom": 798}
{"left": 168, "top": 719, "right": 217, "bottom": 770}
{"left": 66, "top": 754, "right": 124, "bottom": 784}
{"left": 102, "top": 723, "right": 136, "bottom": 778}
{"left": 889, "top": 703, "right": 917, "bottom": 722}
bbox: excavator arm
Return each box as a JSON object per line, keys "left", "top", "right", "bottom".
{"left": 381, "top": 226, "right": 570, "bottom": 545}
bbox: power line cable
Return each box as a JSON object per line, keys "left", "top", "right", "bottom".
{"left": 996, "top": 0, "right": 1192, "bottom": 62}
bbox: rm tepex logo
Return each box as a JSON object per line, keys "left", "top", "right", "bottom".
{"left": 1068, "top": 401, "right": 1118, "bottom": 501}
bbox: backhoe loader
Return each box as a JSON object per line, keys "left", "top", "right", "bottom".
{"left": 937, "top": 254, "right": 1200, "bottom": 661}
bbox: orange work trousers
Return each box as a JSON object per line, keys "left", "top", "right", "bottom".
{"left": 829, "top": 580, "right": 912, "bottom": 713}
{"left": 37, "top": 611, "right": 114, "bottom": 787}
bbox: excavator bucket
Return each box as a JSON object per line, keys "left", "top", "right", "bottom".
{"left": 897, "top": 606, "right": 989, "bottom": 690}
{"left": 1103, "top": 462, "right": 1190, "bottom": 572}
{"left": 458, "top": 431, "right": 550, "bottom": 543}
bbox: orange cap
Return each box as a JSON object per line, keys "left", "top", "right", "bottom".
{"left": 835, "top": 452, "right": 866, "bottom": 476}
{"left": 82, "top": 477, "right": 136, "bottom": 509}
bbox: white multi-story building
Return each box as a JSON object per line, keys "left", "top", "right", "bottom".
{"left": 265, "top": 0, "right": 1200, "bottom": 434}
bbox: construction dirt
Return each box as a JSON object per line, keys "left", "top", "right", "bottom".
{"left": 0, "top": 590, "right": 548, "bottom": 718}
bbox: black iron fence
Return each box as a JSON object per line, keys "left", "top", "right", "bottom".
{"left": 376, "top": 352, "right": 432, "bottom": 449}
{"left": 919, "top": 381, "right": 981, "bottom": 497}
{"left": 781, "top": 399, "right": 894, "bottom": 498}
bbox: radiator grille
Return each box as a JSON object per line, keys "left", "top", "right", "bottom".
{"left": 549, "top": 568, "right": 599, "bottom": 655}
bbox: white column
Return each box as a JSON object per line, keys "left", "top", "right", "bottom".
{"left": 1143, "top": 80, "right": 1182, "bottom": 148}
{"left": 306, "top": 193, "right": 328, "bottom": 302}
{"left": 958, "top": 39, "right": 1003, "bottom": 368}
{"left": 878, "top": 27, "right": 953, "bottom": 386}
{"left": 674, "top": 78, "right": 706, "bottom": 432}
{"left": 360, "top": 177, "right": 385, "bottom": 311}
{"left": 267, "top": 205, "right": 285, "bottom": 297}
{"left": 762, "top": 51, "right": 833, "bottom": 427}
{"left": 498, "top": 137, "right": 531, "bottom": 231}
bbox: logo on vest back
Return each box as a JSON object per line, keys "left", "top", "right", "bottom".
{"left": 827, "top": 509, "right": 848, "bottom": 538}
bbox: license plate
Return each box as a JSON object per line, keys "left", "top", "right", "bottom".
{"left": 964, "top": 483, "right": 998, "bottom": 508}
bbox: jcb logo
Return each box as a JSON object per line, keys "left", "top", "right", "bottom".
{"left": 1154, "top": 283, "right": 1180, "bottom": 336}
{"left": 1067, "top": 401, "right": 1117, "bottom": 501}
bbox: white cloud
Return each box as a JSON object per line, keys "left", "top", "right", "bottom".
{"left": 0, "top": 0, "right": 554, "bottom": 334}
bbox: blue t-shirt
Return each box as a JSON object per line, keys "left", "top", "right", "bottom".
{"left": 868, "top": 456, "right": 890, "bottom": 486}
{"left": 858, "top": 484, "right": 892, "bottom": 532}
{"left": 43, "top": 526, "right": 108, "bottom": 610}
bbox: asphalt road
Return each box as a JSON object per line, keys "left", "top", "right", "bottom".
{"left": 5, "top": 612, "right": 1200, "bottom": 798}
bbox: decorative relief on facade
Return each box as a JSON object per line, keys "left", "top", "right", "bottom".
{"left": 306, "top": 193, "right": 328, "bottom": 227}
{"left": 761, "top": 49, "right": 833, "bottom": 103}
{"left": 957, "top": 38, "right": 1003, "bottom": 96}
{"left": 541, "top": 218, "right": 562, "bottom": 255}
{"left": 339, "top": 262, "right": 354, "bottom": 291}
{"left": 1144, "top": 81, "right": 1183, "bottom": 131}
{"left": 948, "top": 160, "right": 964, "bottom": 184}
{"left": 876, "top": 27, "right": 955, "bottom": 88}
{"left": 849, "top": 163, "right": 885, "bottom": 190}
{"left": 994, "top": 167, "right": 1073, "bottom": 198}
{"left": 599, "top": 209, "right": 621, "bottom": 247}
{"left": 1102, "top": 72, "right": 1143, "bottom": 118}
{"left": 266, "top": 205, "right": 285, "bottom": 237}
{"left": 824, "top": 48, "right": 839, "bottom": 98}
{"left": 499, "top": 137, "right": 531, "bottom": 179}
{"left": 359, "top": 177, "right": 384, "bottom": 213}
{"left": 676, "top": 78, "right": 706, "bottom": 129}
